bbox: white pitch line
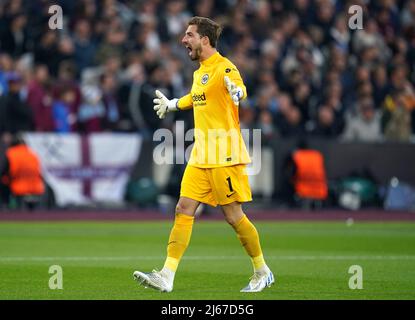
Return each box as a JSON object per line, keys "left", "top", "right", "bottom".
{"left": 1, "top": 255, "right": 415, "bottom": 262}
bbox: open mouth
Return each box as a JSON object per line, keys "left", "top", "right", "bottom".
{"left": 186, "top": 45, "right": 192, "bottom": 56}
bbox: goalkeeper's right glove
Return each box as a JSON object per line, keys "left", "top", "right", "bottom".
{"left": 153, "top": 90, "right": 179, "bottom": 119}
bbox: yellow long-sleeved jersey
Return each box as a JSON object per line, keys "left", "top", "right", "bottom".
{"left": 177, "top": 52, "right": 251, "bottom": 168}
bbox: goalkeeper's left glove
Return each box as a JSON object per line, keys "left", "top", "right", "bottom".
{"left": 224, "top": 76, "right": 244, "bottom": 106}
{"left": 153, "top": 90, "right": 179, "bottom": 119}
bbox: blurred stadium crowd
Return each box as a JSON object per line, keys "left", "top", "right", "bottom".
{"left": 0, "top": 0, "right": 415, "bottom": 143}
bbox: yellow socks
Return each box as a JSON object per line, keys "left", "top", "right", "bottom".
{"left": 163, "top": 213, "right": 194, "bottom": 272}
{"left": 162, "top": 213, "right": 267, "bottom": 276}
{"left": 232, "top": 214, "right": 267, "bottom": 272}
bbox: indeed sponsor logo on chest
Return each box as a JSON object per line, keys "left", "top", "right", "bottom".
{"left": 192, "top": 92, "right": 206, "bottom": 102}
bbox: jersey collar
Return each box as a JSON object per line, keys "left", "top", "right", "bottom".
{"left": 200, "top": 51, "right": 221, "bottom": 67}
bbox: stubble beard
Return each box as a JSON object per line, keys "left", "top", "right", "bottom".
{"left": 191, "top": 45, "right": 202, "bottom": 61}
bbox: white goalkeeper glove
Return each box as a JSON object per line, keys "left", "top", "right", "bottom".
{"left": 153, "top": 90, "right": 179, "bottom": 119}
{"left": 224, "top": 76, "right": 244, "bottom": 106}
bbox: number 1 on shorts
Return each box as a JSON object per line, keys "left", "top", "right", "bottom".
{"left": 226, "top": 176, "right": 234, "bottom": 192}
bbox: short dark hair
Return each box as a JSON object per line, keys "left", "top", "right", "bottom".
{"left": 296, "top": 137, "right": 309, "bottom": 150}
{"left": 11, "top": 132, "right": 26, "bottom": 146}
{"left": 188, "top": 16, "right": 222, "bottom": 48}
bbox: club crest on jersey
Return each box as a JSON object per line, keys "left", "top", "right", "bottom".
{"left": 201, "top": 74, "right": 209, "bottom": 85}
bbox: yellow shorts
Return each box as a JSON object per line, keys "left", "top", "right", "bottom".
{"left": 180, "top": 164, "right": 252, "bottom": 207}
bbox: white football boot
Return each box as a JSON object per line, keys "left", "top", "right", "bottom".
{"left": 240, "top": 269, "right": 275, "bottom": 293}
{"left": 133, "top": 269, "right": 173, "bottom": 293}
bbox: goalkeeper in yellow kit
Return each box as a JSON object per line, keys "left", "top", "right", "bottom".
{"left": 133, "top": 16, "right": 274, "bottom": 293}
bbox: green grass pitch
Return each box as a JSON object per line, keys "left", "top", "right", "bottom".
{"left": 1, "top": 220, "right": 415, "bottom": 300}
